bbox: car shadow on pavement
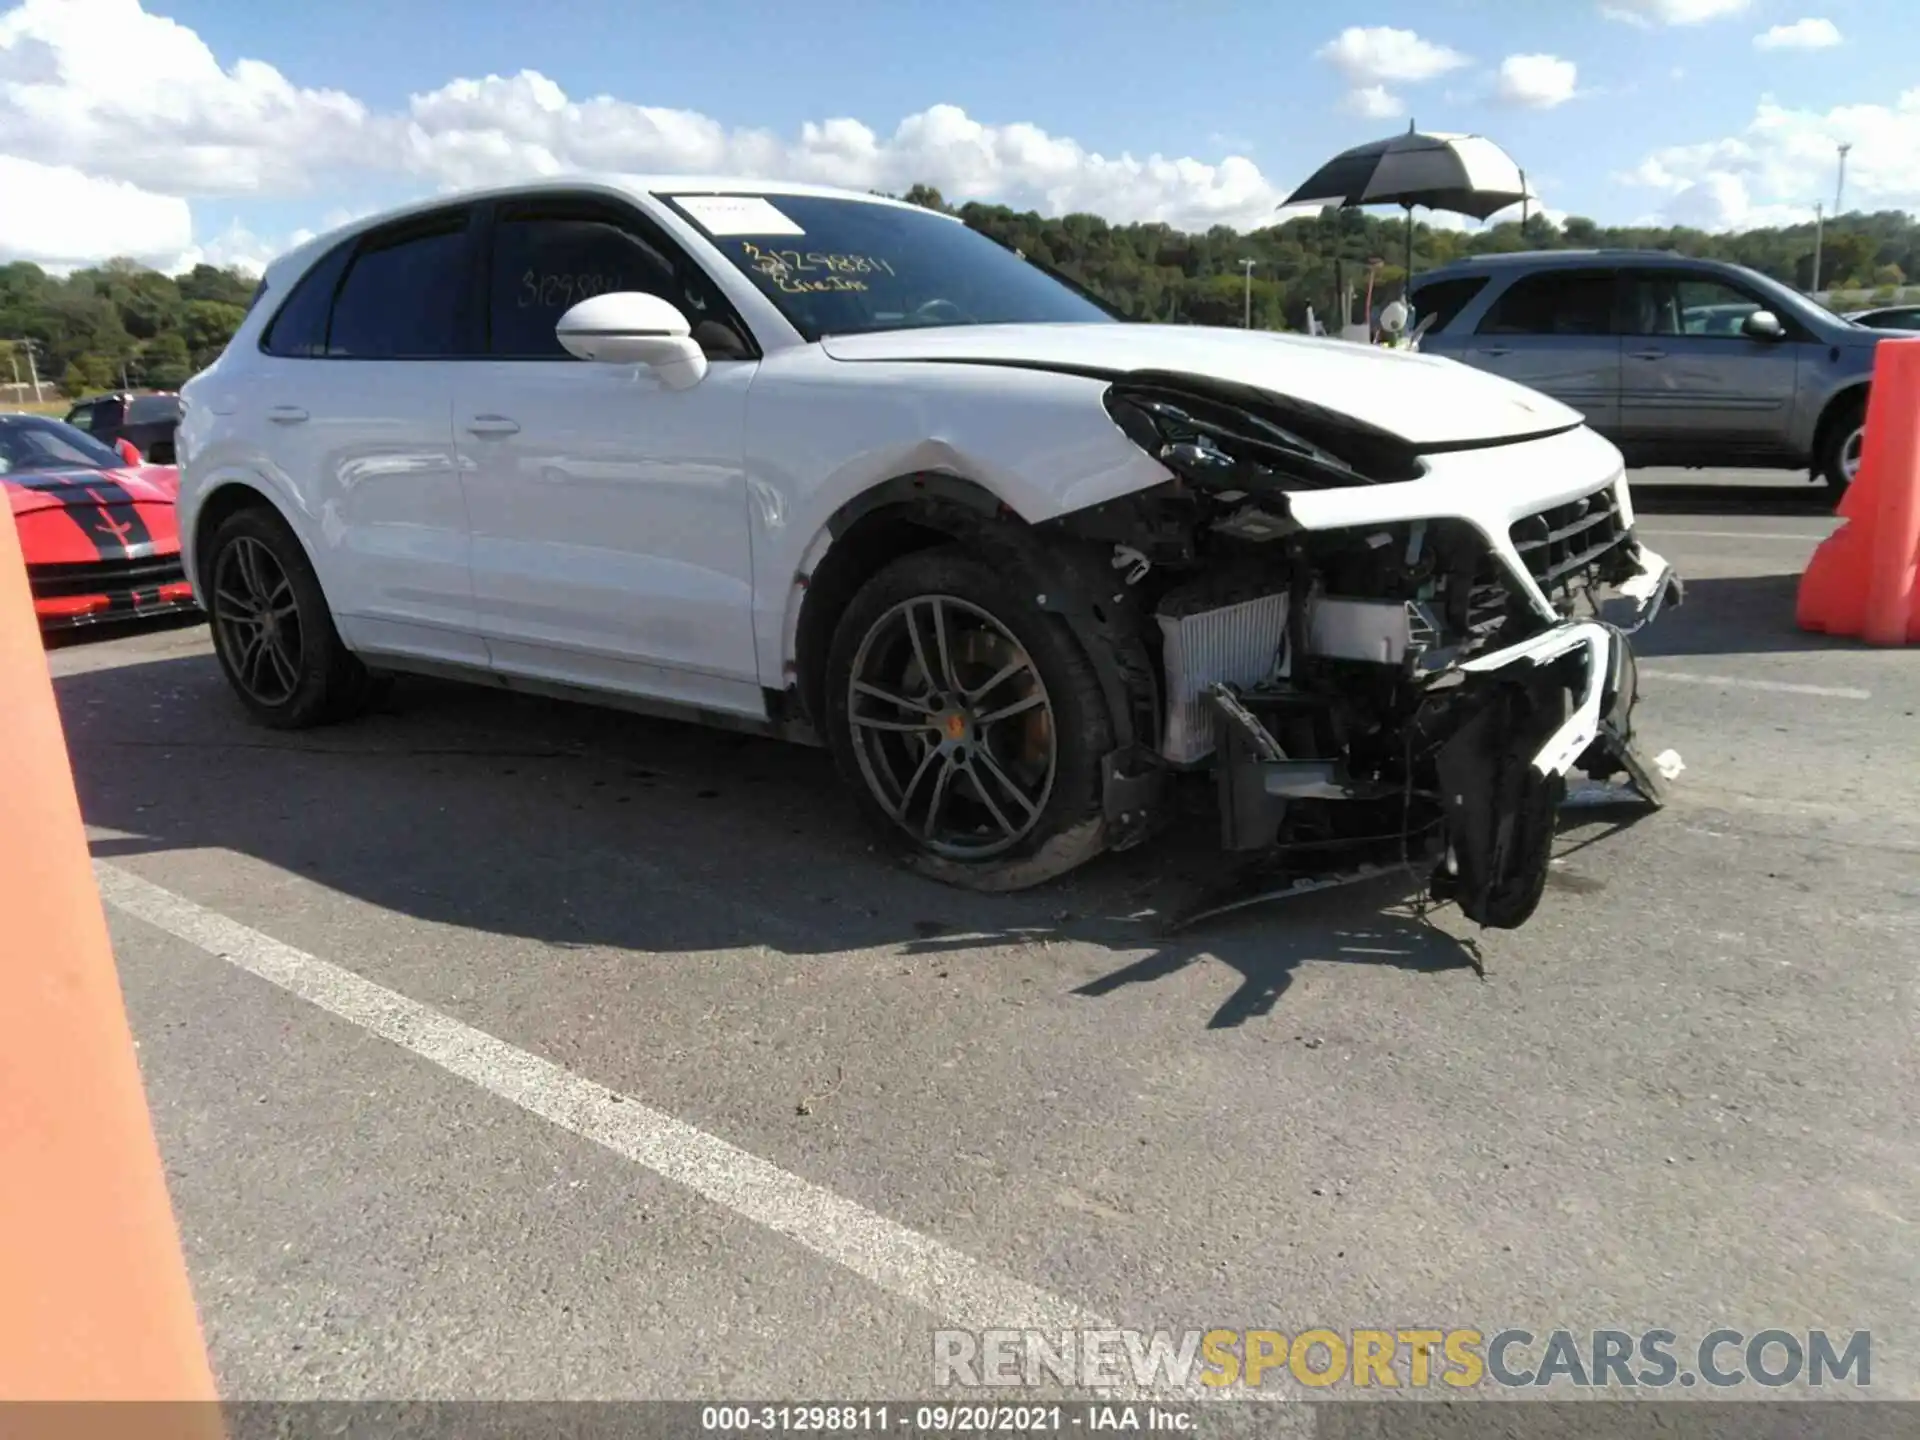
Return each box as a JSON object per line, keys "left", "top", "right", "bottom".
{"left": 1630, "top": 480, "right": 1834, "bottom": 516}
{"left": 1067, "top": 894, "right": 1482, "bottom": 1030}
{"left": 1622, "top": 572, "right": 1851, "bottom": 656}
{"left": 56, "top": 651, "right": 1520, "bottom": 1028}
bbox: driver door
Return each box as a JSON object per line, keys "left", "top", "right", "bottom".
{"left": 1617, "top": 268, "right": 1801, "bottom": 455}
{"left": 454, "top": 192, "right": 766, "bottom": 715}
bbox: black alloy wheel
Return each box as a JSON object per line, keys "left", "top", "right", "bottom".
{"left": 845, "top": 593, "right": 1058, "bottom": 860}
{"left": 212, "top": 534, "right": 304, "bottom": 708}
{"left": 204, "top": 504, "right": 378, "bottom": 729}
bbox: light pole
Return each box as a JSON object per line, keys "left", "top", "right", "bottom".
{"left": 1835, "top": 141, "right": 1851, "bottom": 216}
{"left": 1240, "top": 258, "right": 1257, "bottom": 328}
{"left": 6, "top": 338, "right": 44, "bottom": 404}
{"left": 1811, "top": 202, "right": 1824, "bottom": 297}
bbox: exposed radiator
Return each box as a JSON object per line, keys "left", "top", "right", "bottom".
{"left": 1156, "top": 591, "right": 1290, "bottom": 765}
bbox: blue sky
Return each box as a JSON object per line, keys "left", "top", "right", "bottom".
{"left": 2, "top": 0, "right": 1914, "bottom": 272}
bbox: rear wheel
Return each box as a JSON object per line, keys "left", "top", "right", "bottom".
{"left": 205, "top": 505, "right": 377, "bottom": 729}
{"left": 823, "top": 547, "right": 1114, "bottom": 891}
{"left": 1816, "top": 392, "right": 1866, "bottom": 500}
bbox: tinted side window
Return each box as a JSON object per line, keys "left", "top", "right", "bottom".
{"left": 128, "top": 396, "right": 180, "bottom": 424}
{"left": 1409, "top": 276, "right": 1488, "bottom": 333}
{"left": 487, "top": 200, "right": 753, "bottom": 360}
{"left": 65, "top": 405, "right": 94, "bottom": 431}
{"left": 1478, "top": 271, "right": 1616, "bottom": 337}
{"left": 1622, "top": 272, "right": 1770, "bottom": 337}
{"left": 327, "top": 212, "right": 473, "bottom": 359}
{"left": 261, "top": 243, "right": 354, "bottom": 358}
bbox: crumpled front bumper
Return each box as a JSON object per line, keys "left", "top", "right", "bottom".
{"left": 1454, "top": 541, "right": 1681, "bottom": 781}
{"left": 1192, "top": 538, "right": 1682, "bottom": 932}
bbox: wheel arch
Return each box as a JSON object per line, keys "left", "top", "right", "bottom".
{"left": 788, "top": 472, "right": 1163, "bottom": 807}
{"left": 187, "top": 479, "right": 305, "bottom": 597}
{"left": 1811, "top": 379, "right": 1869, "bottom": 467}
{"left": 790, "top": 472, "right": 1020, "bottom": 733}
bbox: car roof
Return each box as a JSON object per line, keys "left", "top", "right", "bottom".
{"left": 1413, "top": 249, "right": 1753, "bottom": 281}
{"left": 261, "top": 175, "right": 953, "bottom": 290}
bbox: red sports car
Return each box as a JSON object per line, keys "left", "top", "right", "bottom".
{"left": 2, "top": 414, "right": 198, "bottom": 630}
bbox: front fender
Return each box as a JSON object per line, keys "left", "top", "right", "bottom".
{"left": 744, "top": 356, "right": 1169, "bottom": 687}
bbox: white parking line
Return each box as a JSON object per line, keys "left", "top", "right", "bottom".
{"left": 1638, "top": 529, "right": 1829, "bottom": 543}
{"left": 94, "top": 859, "right": 1222, "bottom": 1403}
{"left": 1640, "top": 669, "right": 1871, "bottom": 700}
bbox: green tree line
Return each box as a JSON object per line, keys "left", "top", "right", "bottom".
{"left": 899, "top": 183, "right": 1919, "bottom": 331}
{"left": 1, "top": 258, "right": 256, "bottom": 398}
{"left": 6, "top": 197, "right": 1918, "bottom": 400}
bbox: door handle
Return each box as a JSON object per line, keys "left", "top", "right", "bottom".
{"left": 1476, "top": 346, "right": 1512, "bottom": 358}
{"left": 465, "top": 415, "right": 521, "bottom": 437}
{"left": 1628, "top": 349, "right": 1667, "bottom": 360}
{"left": 267, "top": 405, "right": 309, "bottom": 424}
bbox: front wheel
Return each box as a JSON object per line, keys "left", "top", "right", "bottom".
{"left": 822, "top": 546, "right": 1115, "bottom": 891}
{"left": 1816, "top": 393, "right": 1866, "bottom": 500}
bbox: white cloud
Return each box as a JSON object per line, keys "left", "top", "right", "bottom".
{"left": 0, "top": 154, "right": 192, "bottom": 268}
{"left": 1495, "top": 54, "right": 1579, "bottom": 109}
{"left": 1344, "top": 84, "right": 1407, "bottom": 119}
{"left": 1754, "top": 18, "right": 1842, "bottom": 50}
{"left": 1316, "top": 26, "right": 1466, "bottom": 128}
{"left": 165, "top": 220, "right": 297, "bottom": 277}
{"left": 1600, "top": 0, "right": 1751, "bottom": 26}
{"left": 0, "top": 0, "right": 371, "bottom": 195}
{"left": 0, "top": 0, "right": 1318, "bottom": 241}
{"left": 1317, "top": 26, "right": 1469, "bottom": 85}
{"left": 1620, "top": 89, "right": 1920, "bottom": 228}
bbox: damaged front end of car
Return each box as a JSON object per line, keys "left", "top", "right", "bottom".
{"left": 1045, "top": 370, "right": 1681, "bottom": 931}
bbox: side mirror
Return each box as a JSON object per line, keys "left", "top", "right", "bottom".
{"left": 114, "top": 437, "right": 143, "bottom": 466}
{"left": 1742, "top": 309, "right": 1785, "bottom": 341}
{"left": 555, "top": 292, "right": 708, "bottom": 390}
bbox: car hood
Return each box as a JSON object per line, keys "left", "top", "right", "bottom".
{"left": 3, "top": 462, "right": 179, "bottom": 517}
{"left": 818, "top": 323, "right": 1583, "bottom": 449}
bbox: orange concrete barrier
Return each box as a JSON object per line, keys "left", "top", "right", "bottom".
{"left": 1798, "top": 336, "right": 1920, "bottom": 644}
{"left": 0, "top": 507, "right": 220, "bottom": 1407}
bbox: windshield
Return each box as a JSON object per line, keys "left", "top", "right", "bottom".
{"left": 0, "top": 416, "right": 126, "bottom": 475}
{"left": 663, "top": 193, "right": 1117, "bottom": 342}
{"left": 1728, "top": 263, "right": 1836, "bottom": 328}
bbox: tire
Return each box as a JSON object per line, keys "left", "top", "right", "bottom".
{"left": 1816, "top": 392, "right": 1866, "bottom": 501}
{"left": 823, "top": 545, "right": 1116, "bottom": 892}
{"left": 203, "top": 504, "right": 376, "bottom": 729}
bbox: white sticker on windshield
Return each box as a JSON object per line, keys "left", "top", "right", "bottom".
{"left": 673, "top": 195, "right": 805, "bottom": 237}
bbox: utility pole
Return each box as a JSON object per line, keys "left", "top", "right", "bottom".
{"left": 10, "top": 338, "right": 45, "bottom": 404}
{"left": 1835, "top": 142, "right": 1851, "bottom": 216}
{"left": 1240, "top": 258, "right": 1257, "bottom": 328}
{"left": 1812, "top": 202, "right": 1825, "bottom": 298}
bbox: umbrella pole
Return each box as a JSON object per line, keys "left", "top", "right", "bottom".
{"left": 1404, "top": 205, "right": 1414, "bottom": 301}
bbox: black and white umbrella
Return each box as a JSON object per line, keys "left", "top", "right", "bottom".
{"left": 1284, "top": 125, "right": 1531, "bottom": 314}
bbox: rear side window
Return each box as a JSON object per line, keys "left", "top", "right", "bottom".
{"left": 128, "top": 395, "right": 180, "bottom": 424}
{"left": 1478, "top": 270, "right": 1616, "bottom": 337}
{"left": 1409, "top": 276, "right": 1488, "bottom": 333}
{"left": 326, "top": 212, "right": 474, "bottom": 359}
{"left": 261, "top": 243, "right": 354, "bottom": 358}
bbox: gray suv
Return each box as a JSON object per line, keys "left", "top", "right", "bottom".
{"left": 1410, "top": 251, "right": 1880, "bottom": 496}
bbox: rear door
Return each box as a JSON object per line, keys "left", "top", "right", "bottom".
{"left": 1454, "top": 269, "right": 1621, "bottom": 434}
{"left": 1616, "top": 268, "right": 1802, "bottom": 457}
{"left": 247, "top": 205, "right": 484, "bottom": 664}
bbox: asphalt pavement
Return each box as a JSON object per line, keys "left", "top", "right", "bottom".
{"left": 42, "top": 468, "right": 1920, "bottom": 1409}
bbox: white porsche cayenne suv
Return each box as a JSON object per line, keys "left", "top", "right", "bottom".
{"left": 177, "top": 177, "right": 1679, "bottom": 929}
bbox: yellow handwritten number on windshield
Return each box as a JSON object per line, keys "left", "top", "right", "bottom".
{"left": 739, "top": 242, "right": 896, "bottom": 282}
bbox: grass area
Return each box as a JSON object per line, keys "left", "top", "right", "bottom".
{"left": 2, "top": 399, "right": 68, "bottom": 416}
